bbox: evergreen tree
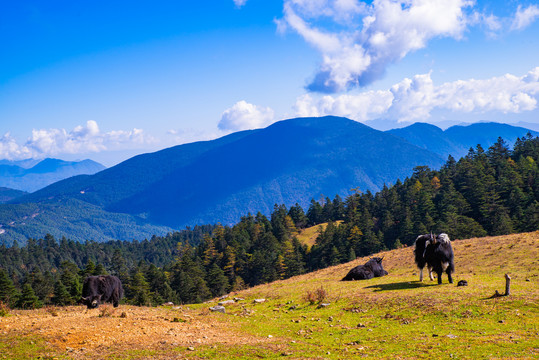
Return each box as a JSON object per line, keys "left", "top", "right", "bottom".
{"left": 288, "top": 203, "right": 308, "bottom": 229}
{"left": 307, "top": 199, "right": 323, "bottom": 225}
{"left": 82, "top": 260, "right": 96, "bottom": 278}
{"left": 206, "top": 263, "right": 229, "bottom": 297}
{"left": 94, "top": 263, "right": 108, "bottom": 275}
{"left": 0, "top": 269, "right": 19, "bottom": 308}
{"left": 17, "top": 283, "right": 42, "bottom": 309}
{"left": 52, "top": 280, "right": 71, "bottom": 306}
{"left": 59, "top": 261, "right": 82, "bottom": 304}
{"left": 28, "top": 270, "right": 54, "bottom": 305}
{"left": 129, "top": 271, "right": 152, "bottom": 306}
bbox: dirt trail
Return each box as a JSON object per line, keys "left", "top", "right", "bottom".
{"left": 0, "top": 304, "right": 266, "bottom": 359}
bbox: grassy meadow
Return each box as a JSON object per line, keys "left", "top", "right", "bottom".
{"left": 1, "top": 231, "right": 537, "bottom": 359}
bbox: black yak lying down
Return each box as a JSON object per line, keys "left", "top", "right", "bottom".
{"left": 342, "top": 257, "right": 388, "bottom": 281}
{"left": 81, "top": 275, "right": 124, "bottom": 309}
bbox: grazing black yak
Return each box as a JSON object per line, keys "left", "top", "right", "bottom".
{"left": 415, "top": 233, "right": 455, "bottom": 284}
{"left": 425, "top": 233, "right": 455, "bottom": 284}
{"left": 414, "top": 233, "right": 435, "bottom": 281}
{"left": 81, "top": 275, "right": 124, "bottom": 309}
{"left": 342, "top": 257, "right": 388, "bottom": 281}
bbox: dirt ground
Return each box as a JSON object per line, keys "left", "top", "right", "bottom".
{"left": 0, "top": 304, "right": 267, "bottom": 359}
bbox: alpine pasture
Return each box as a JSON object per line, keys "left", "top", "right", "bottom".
{"left": 1, "top": 231, "right": 537, "bottom": 359}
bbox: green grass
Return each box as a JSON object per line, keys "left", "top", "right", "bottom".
{"left": 188, "top": 231, "right": 539, "bottom": 359}
{"left": 0, "top": 335, "right": 63, "bottom": 360}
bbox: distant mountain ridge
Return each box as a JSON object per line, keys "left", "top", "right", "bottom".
{"left": 0, "top": 158, "right": 106, "bottom": 192}
{"left": 387, "top": 122, "right": 538, "bottom": 159}
{"left": 0, "top": 187, "right": 27, "bottom": 204}
{"left": 2, "top": 116, "right": 537, "bottom": 245}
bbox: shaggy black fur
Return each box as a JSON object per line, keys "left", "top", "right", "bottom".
{"left": 342, "top": 257, "right": 388, "bottom": 281}
{"left": 81, "top": 275, "right": 124, "bottom": 309}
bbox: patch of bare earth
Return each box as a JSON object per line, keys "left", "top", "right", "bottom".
{"left": 0, "top": 304, "right": 268, "bottom": 359}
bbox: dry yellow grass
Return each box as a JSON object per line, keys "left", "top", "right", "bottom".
{"left": 295, "top": 221, "right": 343, "bottom": 248}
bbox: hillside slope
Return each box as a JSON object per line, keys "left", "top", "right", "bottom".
{"left": 0, "top": 187, "right": 27, "bottom": 204}
{"left": 0, "top": 198, "right": 173, "bottom": 245}
{"left": 1, "top": 232, "right": 537, "bottom": 359}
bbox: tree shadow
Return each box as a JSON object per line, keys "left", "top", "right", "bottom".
{"left": 365, "top": 281, "right": 436, "bottom": 292}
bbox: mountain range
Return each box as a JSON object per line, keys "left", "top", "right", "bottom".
{"left": 1, "top": 116, "right": 537, "bottom": 245}
{"left": 0, "top": 158, "right": 106, "bottom": 193}
{"left": 387, "top": 122, "right": 537, "bottom": 159}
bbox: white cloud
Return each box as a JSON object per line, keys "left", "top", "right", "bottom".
{"left": 511, "top": 4, "right": 539, "bottom": 31}
{"left": 0, "top": 133, "right": 33, "bottom": 160}
{"left": 280, "top": 0, "right": 473, "bottom": 93}
{"left": 294, "top": 67, "right": 539, "bottom": 122}
{"left": 218, "top": 101, "right": 275, "bottom": 131}
{"left": 279, "top": 1, "right": 539, "bottom": 93}
{"left": 233, "top": 0, "right": 248, "bottom": 8}
{"left": 0, "top": 121, "right": 155, "bottom": 160}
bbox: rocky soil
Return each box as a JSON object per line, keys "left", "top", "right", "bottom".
{"left": 0, "top": 304, "right": 267, "bottom": 359}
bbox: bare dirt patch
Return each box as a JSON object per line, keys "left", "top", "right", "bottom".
{"left": 0, "top": 304, "right": 268, "bottom": 359}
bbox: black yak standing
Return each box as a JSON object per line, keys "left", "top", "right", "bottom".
{"left": 414, "top": 233, "right": 455, "bottom": 284}
{"left": 81, "top": 275, "right": 124, "bottom": 309}
{"left": 414, "top": 233, "right": 435, "bottom": 281}
{"left": 342, "top": 257, "right": 388, "bottom": 281}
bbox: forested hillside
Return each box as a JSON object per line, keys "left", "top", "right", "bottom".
{"left": 9, "top": 116, "right": 445, "bottom": 235}
{"left": 0, "top": 187, "right": 27, "bottom": 204}
{"left": 0, "top": 135, "right": 537, "bottom": 309}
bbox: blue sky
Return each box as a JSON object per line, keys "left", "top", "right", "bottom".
{"left": 1, "top": 0, "right": 539, "bottom": 166}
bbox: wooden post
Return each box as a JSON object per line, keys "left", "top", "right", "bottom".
{"left": 504, "top": 274, "right": 511, "bottom": 296}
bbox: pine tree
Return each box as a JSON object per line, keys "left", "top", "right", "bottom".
{"left": 288, "top": 203, "right": 308, "bottom": 229}
{"left": 0, "top": 269, "right": 19, "bottom": 308}
{"left": 29, "top": 271, "right": 54, "bottom": 305}
{"left": 82, "top": 260, "right": 96, "bottom": 278}
{"left": 17, "top": 283, "right": 42, "bottom": 309}
{"left": 206, "top": 263, "right": 229, "bottom": 297}
{"left": 59, "top": 261, "right": 82, "bottom": 304}
{"left": 129, "top": 272, "right": 152, "bottom": 306}
{"left": 307, "top": 199, "right": 323, "bottom": 225}
{"left": 52, "top": 280, "right": 71, "bottom": 306}
{"left": 201, "top": 235, "right": 218, "bottom": 267}
{"left": 222, "top": 246, "right": 236, "bottom": 282}
{"left": 94, "top": 263, "right": 108, "bottom": 275}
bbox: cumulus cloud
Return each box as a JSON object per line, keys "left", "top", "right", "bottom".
{"left": 279, "top": 1, "right": 539, "bottom": 93}
{"left": 280, "top": 0, "right": 473, "bottom": 93}
{"left": 218, "top": 101, "right": 275, "bottom": 131}
{"left": 294, "top": 67, "right": 539, "bottom": 122}
{"left": 511, "top": 4, "right": 539, "bottom": 31}
{"left": 0, "top": 121, "right": 155, "bottom": 160}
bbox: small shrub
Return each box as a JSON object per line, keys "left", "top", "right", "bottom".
{"left": 45, "top": 306, "right": 59, "bottom": 317}
{"left": 0, "top": 301, "right": 10, "bottom": 317}
{"left": 98, "top": 305, "right": 116, "bottom": 318}
{"left": 303, "top": 286, "right": 328, "bottom": 305}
